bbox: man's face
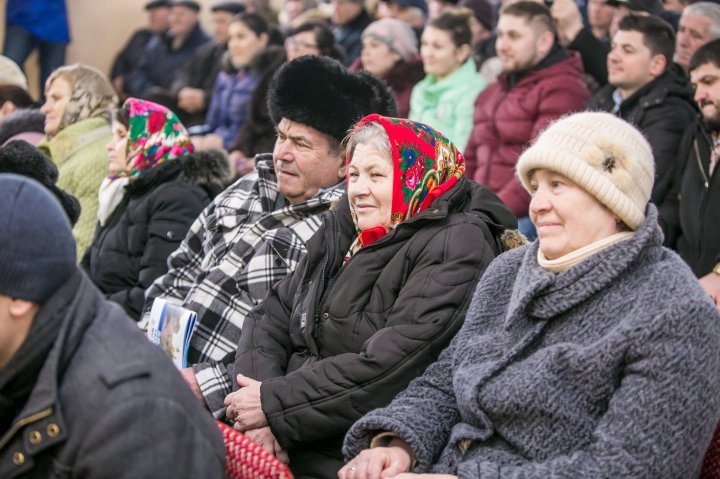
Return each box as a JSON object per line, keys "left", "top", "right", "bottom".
{"left": 691, "top": 61, "right": 720, "bottom": 132}
{"left": 496, "top": 14, "right": 550, "bottom": 73}
{"left": 211, "top": 11, "right": 235, "bottom": 44}
{"left": 607, "top": 29, "right": 661, "bottom": 97}
{"left": 331, "top": 0, "right": 363, "bottom": 26}
{"left": 588, "top": 0, "right": 615, "bottom": 35}
{"left": 273, "top": 118, "right": 345, "bottom": 204}
{"left": 148, "top": 7, "right": 170, "bottom": 33}
{"left": 169, "top": 6, "right": 199, "bottom": 37}
{"left": 675, "top": 13, "right": 713, "bottom": 70}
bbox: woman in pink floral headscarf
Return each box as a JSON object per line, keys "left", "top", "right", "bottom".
{"left": 81, "top": 98, "right": 230, "bottom": 320}
{"left": 223, "top": 115, "right": 519, "bottom": 479}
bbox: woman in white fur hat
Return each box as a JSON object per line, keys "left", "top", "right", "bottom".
{"left": 341, "top": 111, "right": 720, "bottom": 479}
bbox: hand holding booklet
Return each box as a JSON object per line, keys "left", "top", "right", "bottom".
{"left": 146, "top": 298, "right": 198, "bottom": 369}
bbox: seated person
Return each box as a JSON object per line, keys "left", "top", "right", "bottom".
{"left": 191, "top": 12, "right": 274, "bottom": 151}
{"left": 141, "top": 56, "right": 398, "bottom": 418}
{"left": 341, "top": 112, "right": 720, "bottom": 479}
{"left": 82, "top": 99, "right": 228, "bottom": 319}
{"left": 0, "top": 174, "right": 225, "bottom": 477}
{"left": 224, "top": 115, "right": 518, "bottom": 479}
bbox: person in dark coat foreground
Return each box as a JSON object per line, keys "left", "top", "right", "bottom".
{"left": 82, "top": 98, "right": 229, "bottom": 320}
{"left": 224, "top": 115, "right": 519, "bottom": 479}
{"left": 0, "top": 174, "right": 225, "bottom": 479}
{"left": 340, "top": 112, "right": 720, "bottom": 479}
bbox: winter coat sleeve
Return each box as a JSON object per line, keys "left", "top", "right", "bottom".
{"left": 73, "top": 397, "right": 226, "bottom": 478}
{"left": 254, "top": 220, "right": 498, "bottom": 450}
{"left": 342, "top": 332, "right": 463, "bottom": 468}
{"left": 108, "top": 183, "right": 207, "bottom": 319}
{"left": 644, "top": 102, "right": 696, "bottom": 209}
{"left": 456, "top": 301, "right": 720, "bottom": 478}
{"left": 567, "top": 28, "right": 609, "bottom": 87}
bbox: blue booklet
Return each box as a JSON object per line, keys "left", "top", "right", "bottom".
{"left": 147, "top": 299, "right": 198, "bottom": 369}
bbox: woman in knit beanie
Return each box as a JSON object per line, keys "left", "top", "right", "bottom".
{"left": 356, "top": 18, "right": 425, "bottom": 118}
{"left": 82, "top": 98, "right": 229, "bottom": 320}
{"left": 341, "top": 112, "right": 720, "bottom": 478}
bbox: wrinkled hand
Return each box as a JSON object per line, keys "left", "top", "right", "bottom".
{"left": 339, "top": 442, "right": 413, "bottom": 479}
{"left": 700, "top": 272, "right": 720, "bottom": 311}
{"left": 551, "top": 0, "right": 584, "bottom": 45}
{"left": 224, "top": 374, "right": 267, "bottom": 430}
{"left": 243, "top": 426, "right": 289, "bottom": 464}
{"left": 180, "top": 367, "right": 206, "bottom": 405}
{"left": 177, "top": 87, "right": 206, "bottom": 113}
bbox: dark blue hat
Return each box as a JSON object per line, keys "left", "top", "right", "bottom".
{"left": 211, "top": 1, "right": 246, "bottom": 14}
{"left": 0, "top": 174, "right": 76, "bottom": 303}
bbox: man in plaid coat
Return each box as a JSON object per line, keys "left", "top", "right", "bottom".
{"left": 141, "top": 56, "right": 397, "bottom": 416}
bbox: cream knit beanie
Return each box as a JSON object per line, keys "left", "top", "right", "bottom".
{"left": 516, "top": 112, "right": 654, "bottom": 230}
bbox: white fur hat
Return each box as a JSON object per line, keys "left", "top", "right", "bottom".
{"left": 516, "top": 112, "right": 654, "bottom": 230}
{"left": 0, "top": 56, "right": 28, "bottom": 89}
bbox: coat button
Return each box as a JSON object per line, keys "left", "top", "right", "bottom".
{"left": 12, "top": 452, "right": 25, "bottom": 466}
{"left": 323, "top": 312, "right": 329, "bottom": 319}
{"left": 29, "top": 430, "right": 42, "bottom": 444}
{"left": 166, "top": 231, "right": 174, "bottom": 239}
{"left": 47, "top": 424, "right": 60, "bottom": 438}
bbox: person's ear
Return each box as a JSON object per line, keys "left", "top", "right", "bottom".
{"left": 259, "top": 32, "right": 269, "bottom": 48}
{"left": 537, "top": 30, "right": 554, "bottom": 56}
{"left": 8, "top": 299, "right": 37, "bottom": 319}
{"left": 649, "top": 53, "right": 667, "bottom": 77}
{"left": 337, "top": 155, "right": 348, "bottom": 180}
{"left": 0, "top": 101, "right": 16, "bottom": 118}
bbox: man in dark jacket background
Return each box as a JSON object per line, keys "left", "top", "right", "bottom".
{"left": 126, "top": 0, "right": 210, "bottom": 100}
{"left": 0, "top": 174, "right": 225, "bottom": 478}
{"left": 588, "top": 15, "right": 698, "bottom": 231}
{"left": 148, "top": 1, "right": 246, "bottom": 127}
{"left": 463, "top": 1, "right": 589, "bottom": 239}
{"left": 109, "top": 0, "right": 171, "bottom": 102}
{"left": 669, "top": 39, "right": 720, "bottom": 307}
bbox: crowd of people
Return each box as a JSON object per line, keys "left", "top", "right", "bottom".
{"left": 2, "top": 0, "right": 720, "bottom": 477}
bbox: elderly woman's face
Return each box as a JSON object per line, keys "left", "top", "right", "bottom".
{"left": 361, "top": 37, "right": 402, "bottom": 78}
{"left": 40, "top": 77, "right": 72, "bottom": 136}
{"left": 529, "top": 169, "right": 620, "bottom": 260}
{"left": 348, "top": 142, "right": 394, "bottom": 231}
{"left": 106, "top": 121, "right": 129, "bottom": 174}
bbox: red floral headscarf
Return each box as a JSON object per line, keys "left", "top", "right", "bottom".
{"left": 347, "top": 114, "right": 465, "bottom": 248}
{"left": 109, "top": 98, "right": 194, "bottom": 179}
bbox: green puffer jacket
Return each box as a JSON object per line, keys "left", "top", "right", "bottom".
{"left": 39, "top": 117, "right": 111, "bottom": 261}
{"left": 409, "top": 58, "right": 485, "bottom": 152}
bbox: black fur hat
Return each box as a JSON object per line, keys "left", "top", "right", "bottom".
{"left": 0, "top": 141, "right": 82, "bottom": 226}
{"left": 268, "top": 56, "right": 398, "bottom": 142}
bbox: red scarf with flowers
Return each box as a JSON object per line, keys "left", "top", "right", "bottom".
{"left": 348, "top": 114, "right": 465, "bottom": 250}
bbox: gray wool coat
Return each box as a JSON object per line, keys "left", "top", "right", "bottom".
{"left": 344, "top": 205, "right": 720, "bottom": 478}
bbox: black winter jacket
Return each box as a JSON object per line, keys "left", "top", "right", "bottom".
{"left": 232, "top": 178, "right": 517, "bottom": 478}
{"left": 82, "top": 152, "right": 228, "bottom": 319}
{"left": 665, "top": 121, "right": 720, "bottom": 276}
{"left": 588, "top": 70, "right": 698, "bottom": 220}
{"left": 0, "top": 272, "right": 225, "bottom": 478}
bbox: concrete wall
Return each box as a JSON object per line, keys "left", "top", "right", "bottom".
{"left": 0, "top": 0, "right": 218, "bottom": 99}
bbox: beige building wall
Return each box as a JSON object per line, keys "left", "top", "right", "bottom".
{"left": 0, "top": 0, "right": 219, "bottom": 100}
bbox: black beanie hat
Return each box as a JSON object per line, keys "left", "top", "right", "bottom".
{"left": 0, "top": 174, "right": 77, "bottom": 303}
{"left": 268, "top": 56, "right": 398, "bottom": 142}
{"left": 0, "top": 141, "right": 82, "bottom": 226}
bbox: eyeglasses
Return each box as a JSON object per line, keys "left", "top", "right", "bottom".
{"left": 286, "top": 37, "right": 320, "bottom": 50}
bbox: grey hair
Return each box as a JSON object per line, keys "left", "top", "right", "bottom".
{"left": 344, "top": 121, "right": 391, "bottom": 165}
{"left": 684, "top": 2, "right": 720, "bottom": 40}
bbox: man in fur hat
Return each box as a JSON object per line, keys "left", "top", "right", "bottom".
{"left": 142, "top": 56, "right": 396, "bottom": 419}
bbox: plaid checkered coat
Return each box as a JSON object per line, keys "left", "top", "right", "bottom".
{"left": 141, "top": 154, "right": 344, "bottom": 415}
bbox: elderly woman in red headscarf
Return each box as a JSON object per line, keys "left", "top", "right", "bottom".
{"left": 222, "top": 114, "right": 519, "bottom": 479}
